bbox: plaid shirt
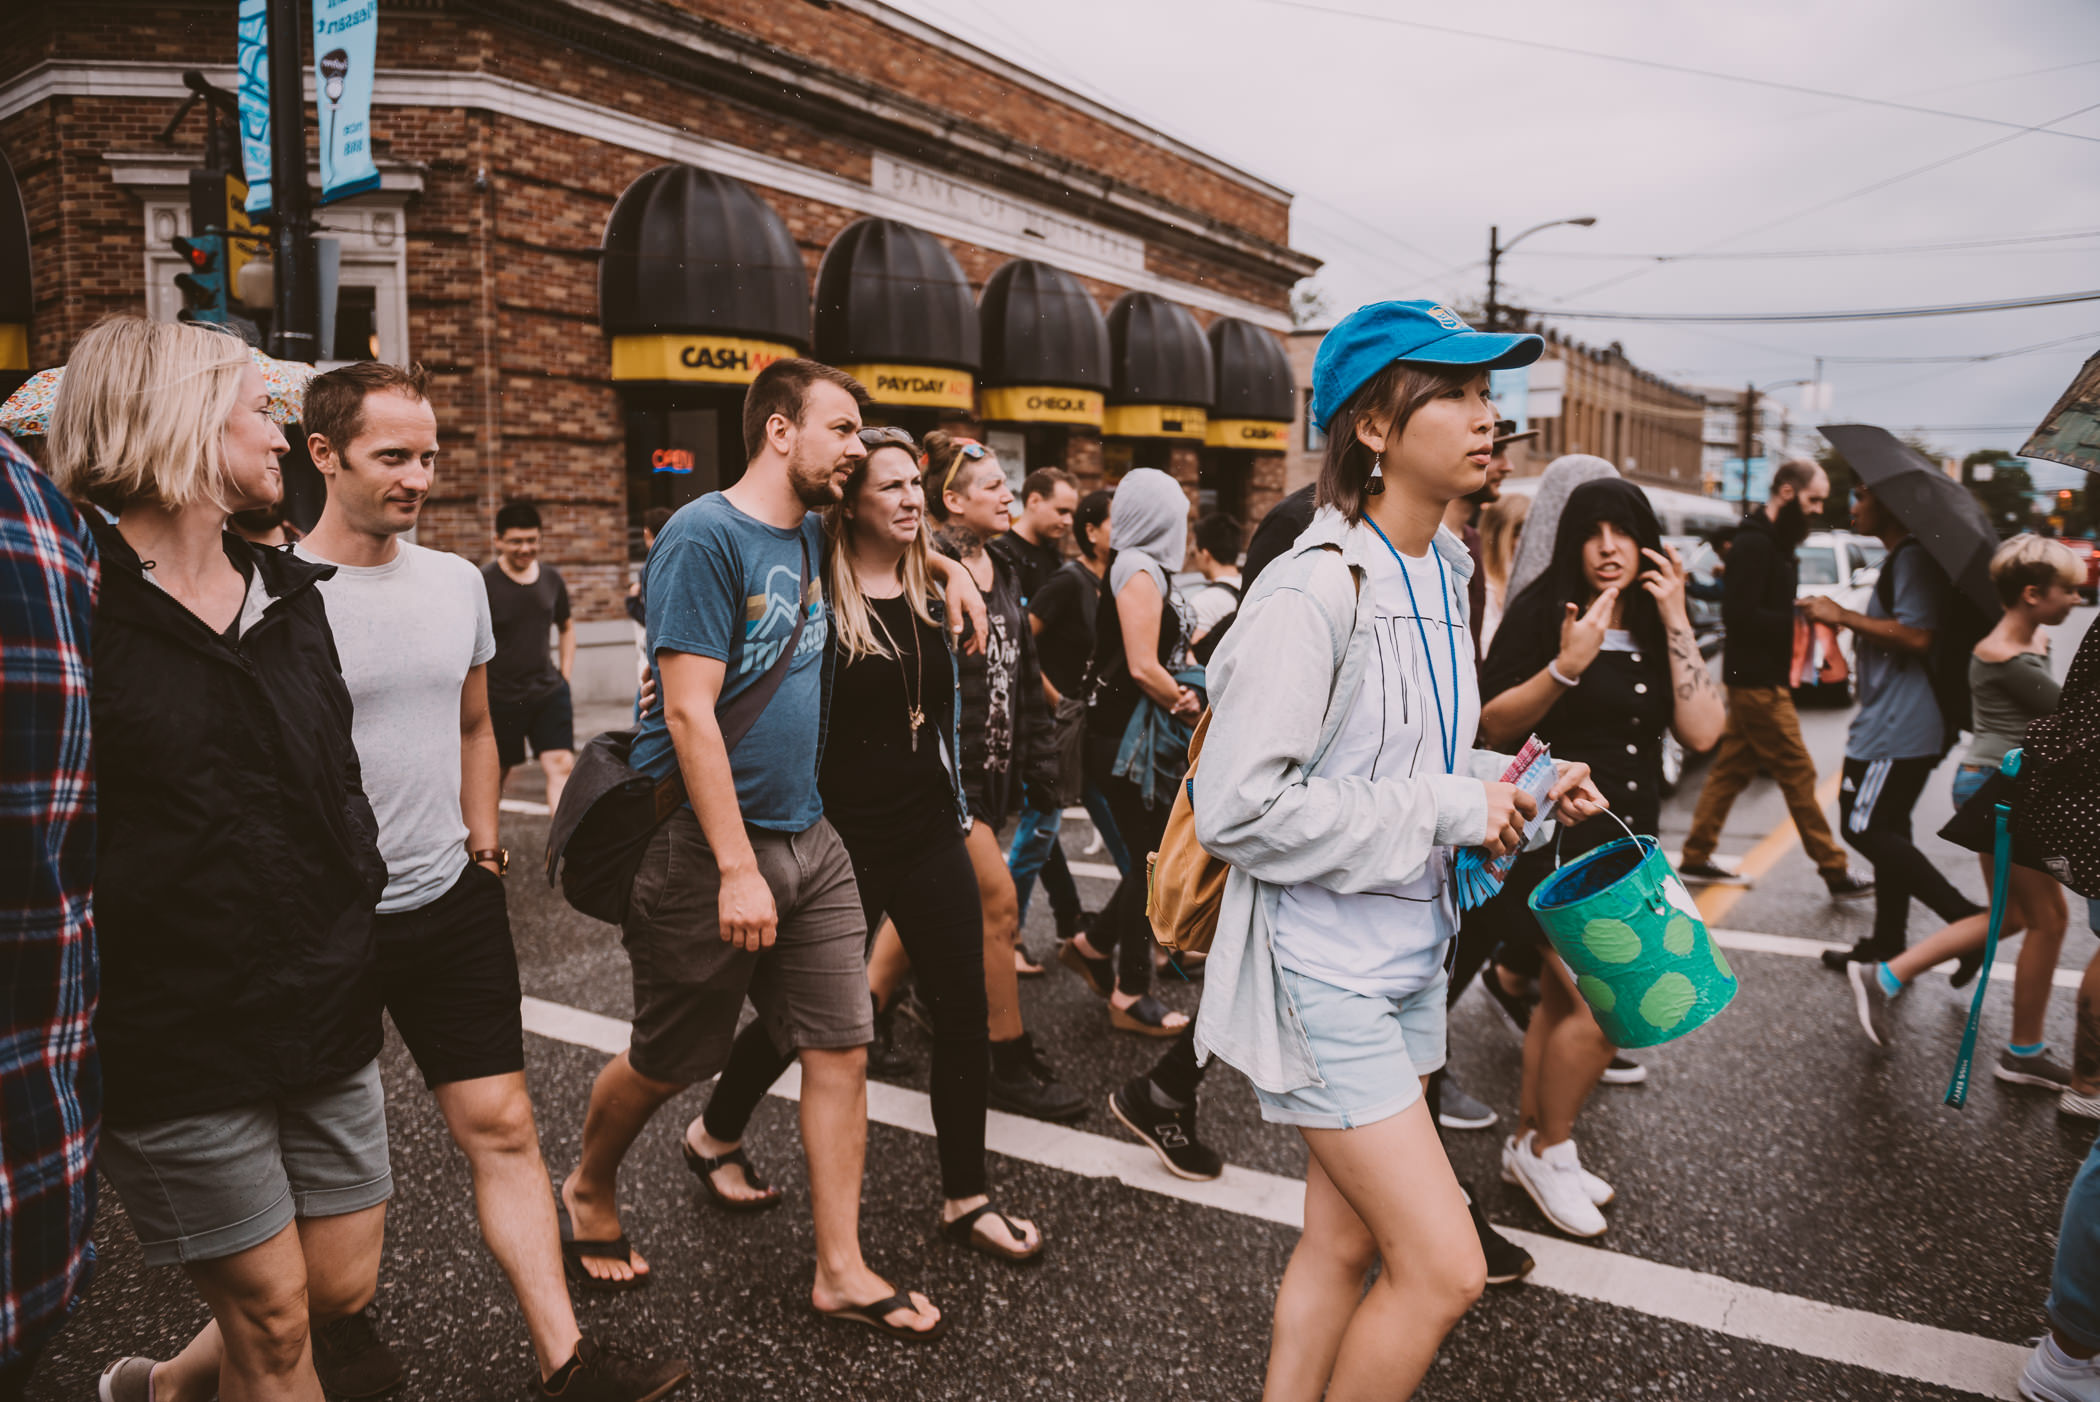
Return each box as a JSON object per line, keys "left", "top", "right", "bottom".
{"left": 0, "top": 431, "right": 98, "bottom": 1366}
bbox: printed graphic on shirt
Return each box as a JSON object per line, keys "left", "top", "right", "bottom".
{"left": 980, "top": 606, "right": 1019, "bottom": 774}
{"left": 741, "top": 569, "right": 827, "bottom": 677}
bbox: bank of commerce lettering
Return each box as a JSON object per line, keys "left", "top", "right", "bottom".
{"left": 743, "top": 565, "right": 826, "bottom": 676}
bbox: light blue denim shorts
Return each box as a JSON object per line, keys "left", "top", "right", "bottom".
{"left": 1950, "top": 762, "right": 1994, "bottom": 810}
{"left": 1254, "top": 967, "right": 1449, "bottom": 1130}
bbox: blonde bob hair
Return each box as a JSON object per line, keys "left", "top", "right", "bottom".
{"left": 825, "top": 430, "right": 944, "bottom": 664}
{"left": 1988, "top": 532, "right": 2082, "bottom": 607}
{"left": 47, "top": 316, "right": 254, "bottom": 514}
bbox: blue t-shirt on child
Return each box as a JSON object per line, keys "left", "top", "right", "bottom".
{"left": 630, "top": 494, "right": 829, "bottom": 831}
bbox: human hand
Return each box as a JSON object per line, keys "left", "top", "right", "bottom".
{"left": 1798, "top": 593, "right": 1844, "bottom": 627}
{"left": 949, "top": 572, "right": 988, "bottom": 657}
{"left": 1480, "top": 782, "right": 1539, "bottom": 858}
{"left": 1640, "top": 545, "right": 1691, "bottom": 632}
{"left": 1171, "top": 686, "right": 1202, "bottom": 720}
{"left": 636, "top": 663, "right": 657, "bottom": 719}
{"left": 1545, "top": 760, "right": 1608, "bottom": 826}
{"left": 718, "top": 865, "right": 779, "bottom": 951}
{"left": 1556, "top": 586, "right": 1619, "bottom": 680}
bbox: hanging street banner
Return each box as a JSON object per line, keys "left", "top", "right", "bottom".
{"left": 236, "top": 0, "right": 273, "bottom": 214}
{"left": 314, "top": 0, "right": 381, "bottom": 204}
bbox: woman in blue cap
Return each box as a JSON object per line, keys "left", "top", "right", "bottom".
{"left": 1190, "top": 301, "right": 1605, "bottom": 1401}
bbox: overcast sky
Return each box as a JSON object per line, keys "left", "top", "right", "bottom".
{"left": 893, "top": 0, "right": 2100, "bottom": 486}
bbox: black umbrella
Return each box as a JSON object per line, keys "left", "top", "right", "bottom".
{"left": 1818, "top": 423, "right": 2000, "bottom": 618}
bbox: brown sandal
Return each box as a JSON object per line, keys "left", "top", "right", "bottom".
{"left": 1110, "top": 994, "right": 1187, "bottom": 1038}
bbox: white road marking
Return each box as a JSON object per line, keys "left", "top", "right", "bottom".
{"left": 517, "top": 992, "right": 2030, "bottom": 1399}
{"left": 500, "top": 798, "right": 551, "bottom": 816}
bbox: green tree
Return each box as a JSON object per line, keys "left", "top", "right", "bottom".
{"left": 1962, "top": 449, "right": 2037, "bottom": 537}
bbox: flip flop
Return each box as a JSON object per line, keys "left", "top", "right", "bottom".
{"left": 1057, "top": 937, "right": 1114, "bottom": 998}
{"left": 681, "top": 1139, "right": 784, "bottom": 1213}
{"left": 557, "top": 1203, "right": 649, "bottom": 1294}
{"left": 813, "top": 1290, "right": 948, "bottom": 1342}
{"left": 1014, "top": 945, "right": 1046, "bottom": 977}
{"left": 942, "top": 1203, "right": 1044, "bottom": 1264}
{"left": 1110, "top": 994, "right": 1187, "bottom": 1038}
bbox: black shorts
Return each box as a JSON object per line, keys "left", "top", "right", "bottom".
{"left": 492, "top": 682, "right": 574, "bottom": 769}
{"left": 373, "top": 863, "right": 526, "bottom": 1088}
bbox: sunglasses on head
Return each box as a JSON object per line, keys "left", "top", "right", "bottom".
{"left": 934, "top": 439, "right": 991, "bottom": 493}
{"left": 858, "top": 426, "right": 918, "bottom": 453}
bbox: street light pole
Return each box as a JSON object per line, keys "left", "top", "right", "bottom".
{"left": 1482, "top": 216, "right": 1596, "bottom": 333}
{"left": 265, "top": 0, "right": 318, "bottom": 362}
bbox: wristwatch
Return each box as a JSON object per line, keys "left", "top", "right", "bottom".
{"left": 469, "top": 845, "right": 509, "bottom": 876}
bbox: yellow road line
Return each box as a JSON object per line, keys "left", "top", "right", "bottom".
{"left": 1695, "top": 768, "right": 1846, "bottom": 925}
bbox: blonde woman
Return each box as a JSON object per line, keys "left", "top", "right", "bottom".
{"left": 1477, "top": 491, "right": 1527, "bottom": 649}
{"left": 50, "top": 318, "right": 395, "bottom": 1402}
{"left": 699, "top": 427, "right": 1045, "bottom": 1265}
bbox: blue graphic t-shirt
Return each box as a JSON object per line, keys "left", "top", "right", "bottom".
{"left": 630, "top": 494, "right": 828, "bottom": 831}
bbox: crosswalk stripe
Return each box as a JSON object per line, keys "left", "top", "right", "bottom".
{"left": 516, "top": 993, "right": 2029, "bottom": 1399}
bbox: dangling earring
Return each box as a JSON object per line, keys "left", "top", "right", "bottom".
{"left": 1365, "top": 451, "right": 1386, "bottom": 496}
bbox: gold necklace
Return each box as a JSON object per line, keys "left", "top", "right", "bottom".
{"left": 868, "top": 598, "right": 928, "bottom": 751}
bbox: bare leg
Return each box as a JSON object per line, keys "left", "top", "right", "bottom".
{"left": 964, "top": 822, "right": 1032, "bottom": 1043}
{"left": 434, "top": 1074, "right": 581, "bottom": 1378}
{"left": 1276, "top": 1097, "right": 1484, "bottom": 1402}
{"left": 798, "top": 1045, "right": 941, "bottom": 1333}
{"left": 1533, "top": 954, "right": 1616, "bottom": 1149}
{"left": 540, "top": 749, "right": 574, "bottom": 814}
{"left": 2007, "top": 867, "right": 2068, "bottom": 1048}
{"left": 561, "top": 1051, "right": 676, "bottom": 1283}
{"left": 179, "top": 1222, "right": 324, "bottom": 1402}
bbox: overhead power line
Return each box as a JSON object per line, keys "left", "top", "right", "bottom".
{"left": 1536, "top": 287, "right": 2100, "bottom": 324}
{"left": 1515, "top": 228, "right": 2100, "bottom": 262}
{"left": 1818, "top": 331, "right": 2100, "bottom": 365}
{"left": 1242, "top": 0, "right": 2100, "bottom": 145}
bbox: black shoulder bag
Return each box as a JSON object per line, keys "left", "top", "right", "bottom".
{"left": 545, "top": 536, "right": 810, "bottom": 924}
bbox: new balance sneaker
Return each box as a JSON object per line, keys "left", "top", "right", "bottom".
{"left": 1109, "top": 1076, "right": 1223, "bottom": 1181}
{"left": 1437, "top": 1078, "right": 1499, "bottom": 1132}
{"left": 1501, "top": 1132, "right": 1607, "bottom": 1238}
{"left": 1676, "top": 858, "right": 1748, "bottom": 886}
{"left": 2060, "top": 1088, "right": 2100, "bottom": 1122}
{"left": 1462, "top": 1189, "right": 1533, "bottom": 1286}
{"left": 1997, "top": 1048, "right": 2074, "bottom": 1092}
{"left": 311, "top": 1307, "right": 405, "bottom": 1399}
{"left": 1846, "top": 960, "right": 1893, "bottom": 1047}
{"left": 1823, "top": 868, "right": 1876, "bottom": 901}
{"left": 1600, "top": 1054, "right": 1647, "bottom": 1085}
{"left": 2019, "top": 1332, "right": 2100, "bottom": 1402}
{"left": 1502, "top": 1131, "right": 1612, "bottom": 1207}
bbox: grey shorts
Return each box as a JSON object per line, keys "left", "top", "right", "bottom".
{"left": 621, "top": 810, "right": 873, "bottom": 1086}
{"left": 99, "top": 1060, "right": 393, "bottom": 1267}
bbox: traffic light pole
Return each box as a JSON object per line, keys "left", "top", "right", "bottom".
{"left": 265, "top": 0, "right": 319, "bottom": 362}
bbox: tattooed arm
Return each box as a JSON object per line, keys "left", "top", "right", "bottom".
{"left": 1643, "top": 545, "right": 1726, "bottom": 752}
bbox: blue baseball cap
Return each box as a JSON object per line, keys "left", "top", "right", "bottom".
{"left": 1311, "top": 300, "right": 1544, "bottom": 428}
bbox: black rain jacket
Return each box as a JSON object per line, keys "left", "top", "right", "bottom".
{"left": 87, "top": 518, "right": 386, "bottom": 1127}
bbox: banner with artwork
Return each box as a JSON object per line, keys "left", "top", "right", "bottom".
{"left": 313, "top": 0, "right": 381, "bottom": 204}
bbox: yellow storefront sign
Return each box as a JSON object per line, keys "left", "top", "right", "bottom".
{"left": 1102, "top": 403, "right": 1208, "bottom": 440}
{"left": 0, "top": 323, "right": 26, "bottom": 372}
{"left": 842, "top": 363, "right": 976, "bottom": 411}
{"left": 978, "top": 385, "right": 1104, "bottom": 426}
{"left": 1204, "top": 418, "right": 1291, "bottom": 449}
{"left": 611, "top": 334, "right": 800, "bottom": 384}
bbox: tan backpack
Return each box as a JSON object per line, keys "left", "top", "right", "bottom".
{"left": 1144, "top": 709, "right": 1229, "bottom": 954}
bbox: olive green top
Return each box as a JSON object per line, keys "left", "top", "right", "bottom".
{"left": 1965, "top": 648, "right": 2060, "bottom": 769}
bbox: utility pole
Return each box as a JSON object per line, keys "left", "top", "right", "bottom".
{"left": 1484, "top": 225, "right": 1501, "bottom": 332}
{"left": 1737, "top": 381, "right": 1757, "bottom": 511}
{"left": 265, "top": 0, "right": 318, "bottom": 362}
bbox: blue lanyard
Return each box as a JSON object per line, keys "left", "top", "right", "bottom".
{"left": 1365, "top": 517, "right": 1459, "bottom": 774}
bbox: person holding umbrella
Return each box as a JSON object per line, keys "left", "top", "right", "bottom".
{"left": 1802, "top": 438, "right": 1993, "bottom": 971}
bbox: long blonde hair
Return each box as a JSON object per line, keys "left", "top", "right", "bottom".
{"left": 1480, "top": 492, "right": 1529, "bottom": 600}
{"left": 48, "top": 316, "right": 252, "bottom": 514}
{"left": 826, "top": 437, "right": 943, "bottom": 663}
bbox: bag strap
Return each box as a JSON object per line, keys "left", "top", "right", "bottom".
{"left": 649, "top": 531, "right": 813, "bottom": 819}
{"left": 1944, "top": 747, "right": 2020, "bottom": 1107}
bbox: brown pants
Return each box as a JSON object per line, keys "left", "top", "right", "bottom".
{"left": 1682, "top": 685, "right": 1848, "bottom": 877}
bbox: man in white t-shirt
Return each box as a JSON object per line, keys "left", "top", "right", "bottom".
{"left": 285, "top": 366, "right": 686, "bottom": 1402}
{"left": 1185, "top": 511, "right": 1244, "bottom": 654}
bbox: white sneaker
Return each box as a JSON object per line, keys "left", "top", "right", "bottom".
{"left": 2020, "top": 1333, "right": 2100, "bottom": 1401}
{"left": 1502, "top": 1130, "right": 1613, "bottom": 1206}
{"left": 1503, "top": 1132, "right": 1607, "bottom": 1238}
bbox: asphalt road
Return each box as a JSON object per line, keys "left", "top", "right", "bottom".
{"left": 29, "top": 607, "right": 2097, "bottom": 1401}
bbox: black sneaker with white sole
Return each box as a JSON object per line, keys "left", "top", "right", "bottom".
{"left": 1676, "top": 859, "right": 1748, "bottom": 886}
{"left": 1995, "top": 1048, "right": 2072, "bottom": 1092}
{"left": 1465, "top": 1192, "right": 1533, "bottom": 1286}
{"left": 1436, "top": 1078, "right": 1499, "bottom": 1131}
{"left": 540, "top": 1336, "right": 691, "bottom": 1402}
{"left": 1109, "top": 1076, "right": 1222, "bottom": 1181}
{"left": 1823, "top": 868, "right": 1875, "bottom": 900}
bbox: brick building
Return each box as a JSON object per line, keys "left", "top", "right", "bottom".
{"left": 2, "top": 0, "right": 1314, "bottom": 698}
{"left": 1529, "top": 330, "right": 1707, "bottom": 490}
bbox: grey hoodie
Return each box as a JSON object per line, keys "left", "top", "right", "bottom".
{"left": 1107, "top": 467, "right": 1189, "bottom": 600}
{"left": 1505, "top": 454, "right": 1618, "bottom": 604}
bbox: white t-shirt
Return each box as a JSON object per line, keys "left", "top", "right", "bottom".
{"left": 298, "top": 541, "right": 497, "bottom": 913}
{"left": 1272, "top": 541, "right": 1480, "bottom": 997}
{"left": 1188, "top": 572, "right": 1242, "bottom": 637}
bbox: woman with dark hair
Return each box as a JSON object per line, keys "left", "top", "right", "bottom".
{"left": 1189, "top": 301, "right": 1603, "bottom": 1400}
{"left": 696, "top": 427, "right": 1046, "bottom": 1268}
{"left": 1475, "top": 476, "right": 1724, "bottom": 1240}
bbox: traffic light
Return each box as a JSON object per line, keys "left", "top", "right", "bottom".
{"left": 172, "top": 232, "right": 230, "bottom": 324}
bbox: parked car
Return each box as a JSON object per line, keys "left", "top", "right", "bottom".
{"left": 2061, "top": 537, "right": 2099, "bottom": 604}
{"left": 1791, "top": 530, "right": 1883, "bottom": 707}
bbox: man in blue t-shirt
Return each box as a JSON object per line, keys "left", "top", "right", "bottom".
{"left": 563, "top": 359, "right": 983, "bottom": 1341}
{"left": 1802, "top": 484, "right": 1984, "bottom": 968}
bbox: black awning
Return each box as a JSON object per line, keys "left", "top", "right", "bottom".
{"left": 1106, "top": 292, "right": 1212, "bottom": 408}
{"left": 978, "top": 260, "right": 1109, "bottom": 390}
{"left": 598, "top": 165, "right": 808, "bottom": 345}
{"left": 1208, "top": 318, "right": 1292, "bottom": 421}
{"left": 813, "top": 218, "right": 979, "bottom": 372}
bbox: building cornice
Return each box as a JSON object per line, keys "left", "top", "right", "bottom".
{"left": 2, "top": 60, "right": 1294, "bottom": 330}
